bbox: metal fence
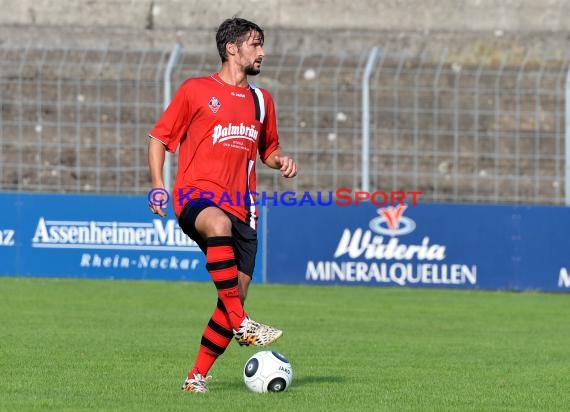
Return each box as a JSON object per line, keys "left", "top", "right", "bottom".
{"left": 1, "top": 44, "right": 569, "bottom": 205}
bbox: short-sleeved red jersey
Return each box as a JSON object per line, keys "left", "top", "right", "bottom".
{"left": 149, "top": 73, "right": 280, "bottom": 229}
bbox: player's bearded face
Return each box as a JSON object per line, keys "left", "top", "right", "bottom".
{"left": 245, "top": 63, "right": 261, "bottom": 76}
{"left": 239, "top": 32, "right": 264, "bottom": 76}
{"left": 245, "top": 62, "right": 261, "bottom": 76}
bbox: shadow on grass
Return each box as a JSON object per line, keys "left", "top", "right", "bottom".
{"left": 207, "top": 372, "right": 346, "bottom": 395}
{"left": 293, "top": 375, "right": 346, "bottom": 387}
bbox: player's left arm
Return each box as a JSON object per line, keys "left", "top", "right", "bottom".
{"left": 259, "top": 90, "right": 297, "bottom": 178}
{"left": 263, "top": 148, "right": 297, "bottom": 178}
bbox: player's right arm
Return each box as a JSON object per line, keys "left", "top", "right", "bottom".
{"left": 146, "top": 79, "right": 193, "bottom": 217}
{"left": 148, "top": 137, "right": 168, "bottom": 217}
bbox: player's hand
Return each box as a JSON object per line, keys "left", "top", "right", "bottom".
{"left": 149, "top": 202, "right": 167, "bottom": 218}
{"left": 275, "top": 155, "right": 297, "bottom": 178}
{"left": 148, "top": 187, "right": 169, "bottom": 218}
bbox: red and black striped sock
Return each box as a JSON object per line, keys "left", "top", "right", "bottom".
{"left": 190, "top": 299, "right": 233, "bottom": 377}
{"left": 205, "top": 236, "right": 246, "bottom": 330}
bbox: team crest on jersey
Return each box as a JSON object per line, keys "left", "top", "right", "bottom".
{"left": 208, "top": 96, "right": 221, "bottom": 113}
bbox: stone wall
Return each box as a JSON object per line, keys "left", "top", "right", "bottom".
{"left": 2, "top": 0, "right": 569, "bottom": 32}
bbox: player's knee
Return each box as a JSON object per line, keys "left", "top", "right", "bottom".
{"left": 197, "top": 208, "right": 232, "bottom": 236}
{"left": 209, "top": 217, "right": 232, "bottom": 236}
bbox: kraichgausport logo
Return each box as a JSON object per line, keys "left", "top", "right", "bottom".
{"left": 306, "top": 205, "right": 478, "bottom": 287}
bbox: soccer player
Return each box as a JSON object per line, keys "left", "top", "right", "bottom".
{"left": 147, "top": 17, "right": 297, "bottom": 393}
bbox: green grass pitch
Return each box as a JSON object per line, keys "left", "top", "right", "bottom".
{"left": 1, "top": 277, "right": 569, "bottom": 411}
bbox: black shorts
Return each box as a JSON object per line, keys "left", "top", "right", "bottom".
{"left": 178, "top": 199, "right": 258, "bottom": 277}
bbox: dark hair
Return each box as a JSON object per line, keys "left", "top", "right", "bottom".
{"left": 216, "top": 17, "right": 264, "bottom": 62}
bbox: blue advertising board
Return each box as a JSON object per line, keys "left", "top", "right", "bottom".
{"left": 0, "top": 192, "right": 264, "bottom": 281}
{"left": 2, "top": 192, "right": 569, "bottom": 292}
{"left": 265, "top": 202, "right": 570, "bottom": 292}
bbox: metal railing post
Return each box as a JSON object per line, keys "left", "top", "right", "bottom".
{"left": 163, "top": 43, "right": 183, "bottom": 191}
{"left": 565, "top": 65, "right": 570, "bottom": 205}
{"left": 361, "top": 47, "right": 380, "bottom": 192}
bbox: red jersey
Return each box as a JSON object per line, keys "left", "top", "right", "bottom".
{"left": 149, "top": 73, "right": 280, "bottom": 229}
